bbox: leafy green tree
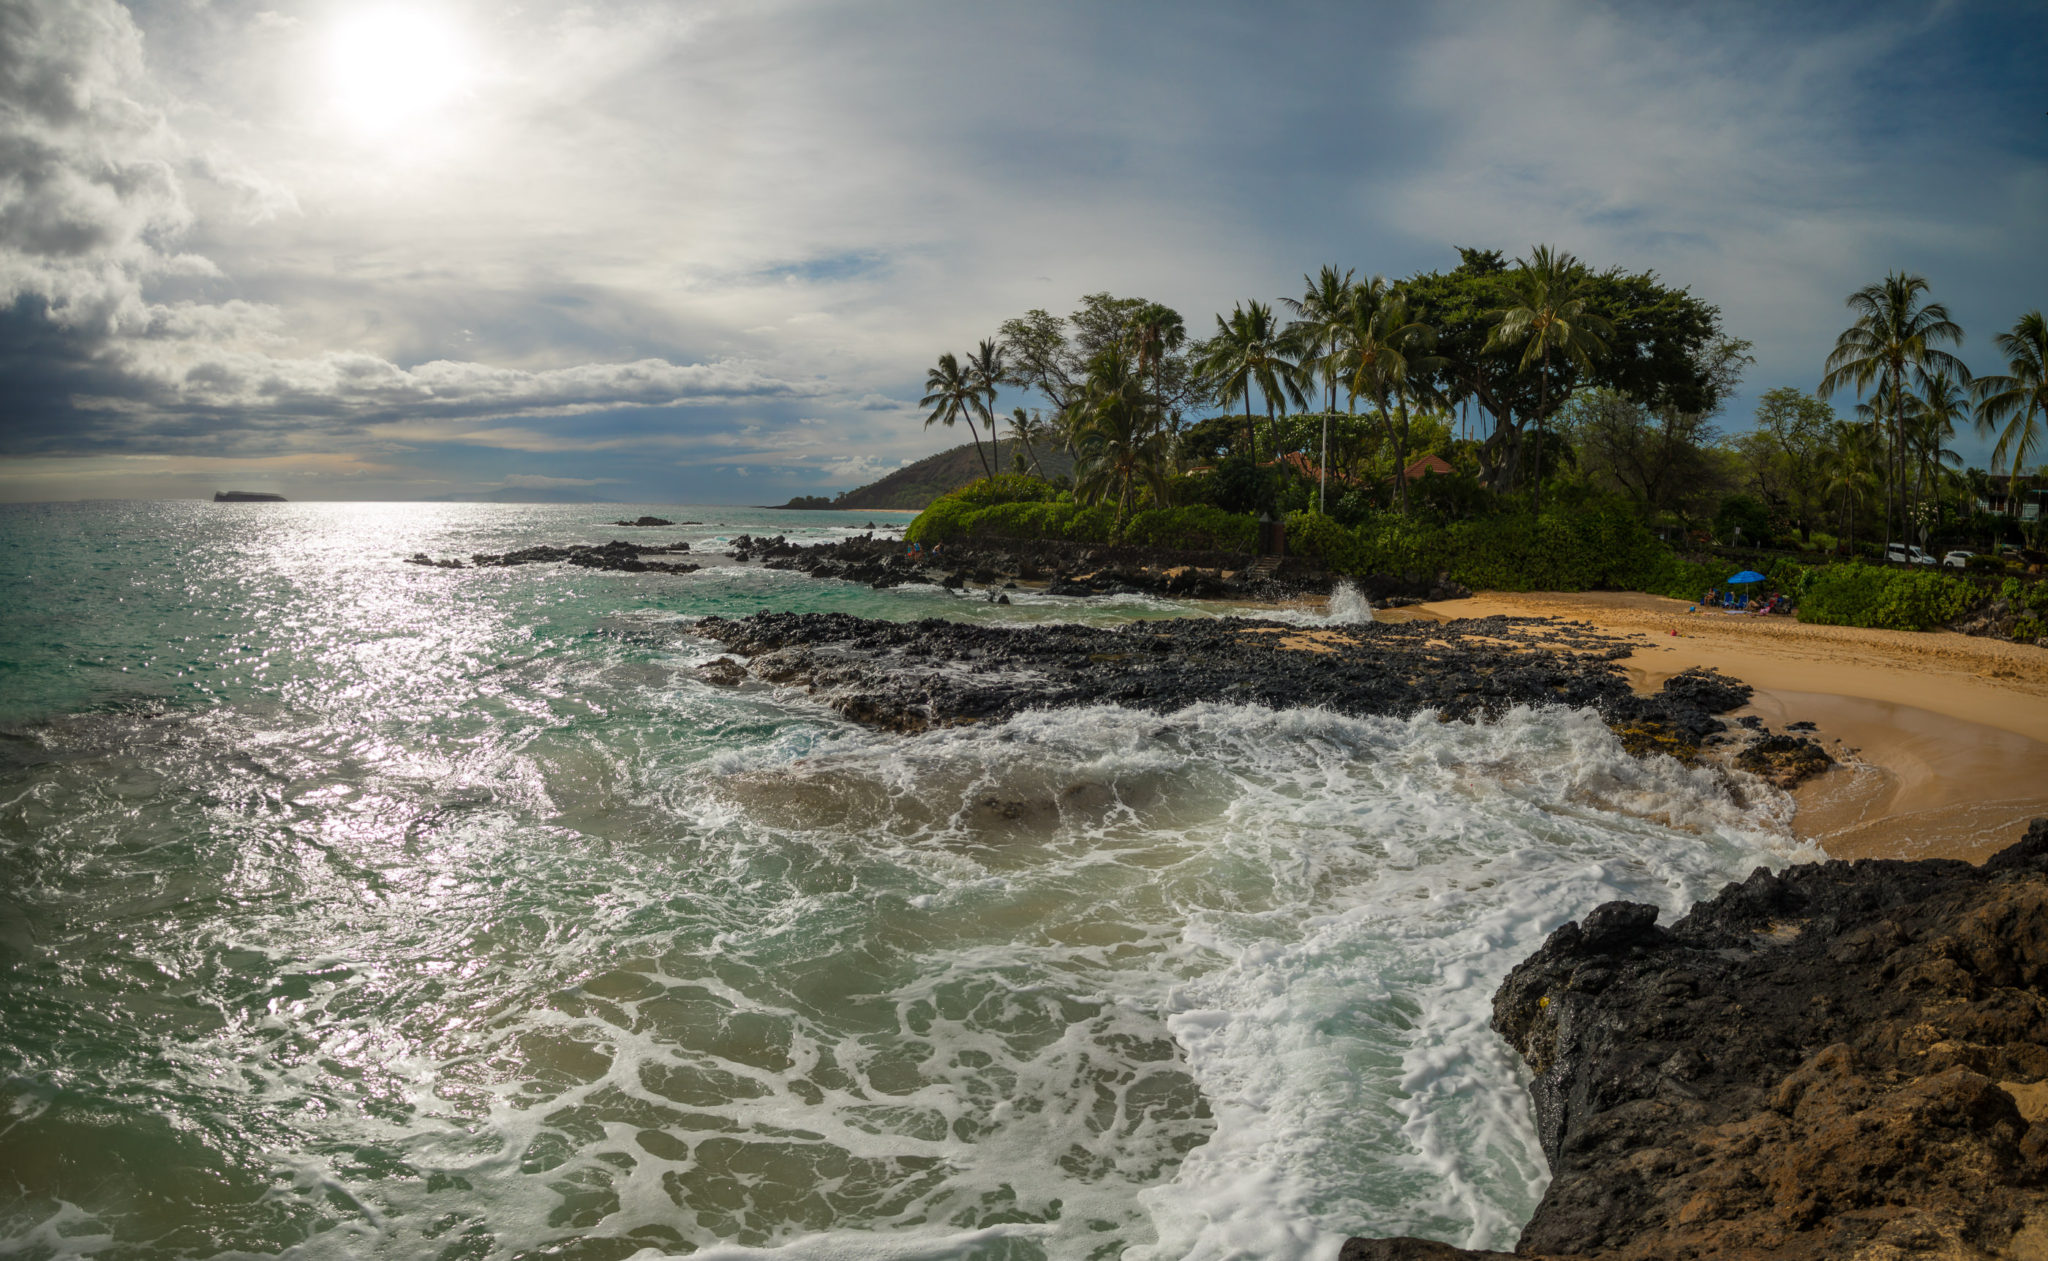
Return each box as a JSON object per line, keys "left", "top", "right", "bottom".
{"left": 996, "top": 309, "right": 1080, "bottom": 414}
{"left": 921, "top": 351, "right": 992, "bottom": 479}
{"left": 998, "top": 295, "right": 1201, "bottom": 431}
{"left": 1402, "top": 248, "right": 1727, "bottom": 499}
{"left": 1817, "top": 272, "right": 1969, "bottom": 554}
{"left": 1484, "top": 245, "right": 1615, "bottom": 512}
{"left": 1742, "top": 387, "right": 1836, "bottom": 540}
{"left": 1974, "top": 310, "right": 2048, "bottom": 495}
{"left": 1566, "top": 388, "right": 1724, "bottom": 525}
{"left": 1714, "top": 493, "right": 1776, "bottom": 547}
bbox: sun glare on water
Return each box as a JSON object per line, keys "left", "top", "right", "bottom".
{"left": 325, "top": 7, "right": 475, "bottom": 136}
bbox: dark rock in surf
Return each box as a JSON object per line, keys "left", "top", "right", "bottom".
{"left": 697, "top": 657, "right": 748, "bottom": 686}
{"left": 1733, "top": 732, "right": 1834, "bottom": 788}
{"left": 688, "top": 610, "right": 1738, "bottom": 748}
{"left": 613, "top": 516, "right": 674, "bottom": 526}
{"left": 1342, "top": 818, "right": 2048, "bottom": 1260}
{"left": 447, "top": 539, "right": 700, "bottom": 574}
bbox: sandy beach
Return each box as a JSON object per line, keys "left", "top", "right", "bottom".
{"left": 1404, "top": 591, "right": 2048, "bottom": 864}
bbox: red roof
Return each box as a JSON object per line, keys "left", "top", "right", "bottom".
{"left": 1392, "top": 455, "right": 1455, "bottom": 482}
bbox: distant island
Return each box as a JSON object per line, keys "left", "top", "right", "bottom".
{"left": 213, "top": 491, "right": 287, "bottom": 502}
{"left": 777, "top": 438, "right": 1072, "bottom": 511}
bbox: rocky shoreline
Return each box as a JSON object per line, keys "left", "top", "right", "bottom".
{"left": 397, "top": 530, "right": 1477, "bottom": 604}
{"left": 743, "top": 532, "right": 1474, "bottom": 605}
{"left": 1347, "top": 817, "right": 2048, "bottom": 1261}
{"left": 684, "top": 610, "right": 1830, "bottom": 784}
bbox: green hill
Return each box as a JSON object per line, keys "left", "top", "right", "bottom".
{"left": 796, "top": 439, "right": 1073, "bottom": 511}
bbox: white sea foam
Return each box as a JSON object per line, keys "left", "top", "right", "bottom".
{"left": 673, "top": 700, "right": 1811, "bottom": 1259}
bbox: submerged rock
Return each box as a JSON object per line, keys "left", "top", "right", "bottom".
{"left": 1733, "top": 732, "right": 1835, "bottom": 788}
{"left": 1345, "top": 818, "right": 2048, "bottom": 1260}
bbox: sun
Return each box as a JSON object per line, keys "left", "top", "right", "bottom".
{"left": 325, "top": 7, "right": 475, "bottom": 136}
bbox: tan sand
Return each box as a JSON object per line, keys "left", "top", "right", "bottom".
{"left": 1406, "top": 590, "right": 2048, "bottom": 862}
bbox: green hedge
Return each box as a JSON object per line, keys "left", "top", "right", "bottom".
{"left": 904, "top": 483, "right": 1117, "bottom": 547}
{"left": 1284, "top": 505, "right": 1686, "bottom": 594}
{"left": 1794, "top": 562, "right": 1983, "bottom": 631}
{"left": 1122, "top": 505, "right": 1258, "bottom": 553}
{"left": 2001, "top": 577, "right": 2048, "bottom": 620}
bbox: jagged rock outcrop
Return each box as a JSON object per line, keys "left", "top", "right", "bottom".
{"left": 1343, "top": 818, "right": 2048, "bottom": 1261}
{"left": 686, "top": 612, "right": 1763, "bottom": 756}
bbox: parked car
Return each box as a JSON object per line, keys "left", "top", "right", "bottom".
{"left": 1885, "top": 543, "right": 1936, "bottom": 565}
{"left": 1942, "top": 550, "right": 1975, "bottom": 568}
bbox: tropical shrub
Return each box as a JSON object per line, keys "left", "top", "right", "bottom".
{"left": 1283, "top": 511, "right": 1367, "bottom": 573}
{"left": 1795, "top": 562, "right": 1983, "bottom": 630}
{"left": 1999, "top": 578, "right": 2048, "bottom": 626}
{"left": 1124, "top": 505, "right": 1258, "bottom": 553}
{"left": 948, "top": 474, "right": 1065, "bottom": 508}
{"left": 905, "top": 490, "right": 1117, "bottom": 546}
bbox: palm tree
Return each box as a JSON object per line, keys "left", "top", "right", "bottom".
{"left": 1283, "top": 266, "right": 1358, "bottom": 512}
{"left": 1336, "top": 284, "right": 1440, "bottom": 515}
{"left": 1908, "top": 372, "right": 1968, "bottom": 539}
{"left": 1483, "top": 245, "right": 1614, "bottom": 513}
{"left": 1007, "top": 406, "right": 1051, "bottom": 478}
{"left": 1129, "top": 302, "right": 1186, "bottom": 417}
{"left": 921, "top": 352, "right": 992, "bottom": 479}
{"left": 1822, "top": 419, "right": 1883, "bottom": 553}
{"left": 1817, "top": 272, "right": 1968, "bottom": 554}
{"left": 1974, "top": 310, "right": 2048, "bottom": 496}
{"left": 1193, "top": 300, "right": 1306, "bottom": 479}
{"left": 1071, "top": 349, "right": 1172, "bottom": 522}
{"left": 964, "top": 339, "right": 1007, "bottom": 471}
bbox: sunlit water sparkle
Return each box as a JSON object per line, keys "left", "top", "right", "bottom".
{"left": 0, "top": 502, "right": 1811, "bottom": 1260}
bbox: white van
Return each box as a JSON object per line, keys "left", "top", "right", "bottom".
{"left": 1885, "top": 544, "right": 1936, "bottom": 565}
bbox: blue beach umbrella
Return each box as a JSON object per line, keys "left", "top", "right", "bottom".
{"left": 1726, "top": 570, "right": 1767, "bottom": 584}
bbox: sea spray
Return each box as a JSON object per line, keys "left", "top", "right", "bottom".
{"left": 1325, "top": 581, "right": 1375, "bottom": 624}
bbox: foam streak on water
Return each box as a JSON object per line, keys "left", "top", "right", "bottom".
{"left": 0, "top": 502, "right": 1809, "bottom": 1261}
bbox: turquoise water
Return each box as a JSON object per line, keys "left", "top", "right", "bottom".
{"left": 0, "top": 502, "right": 1809, "bottom": 1260}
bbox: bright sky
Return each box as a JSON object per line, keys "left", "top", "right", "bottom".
{"left": 1, "top": 0, "right": 2043, "bottom": 502}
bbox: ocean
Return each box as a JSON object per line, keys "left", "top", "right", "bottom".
{"left": 0, "top": 501, "right": 1811, "bottom": 1261}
